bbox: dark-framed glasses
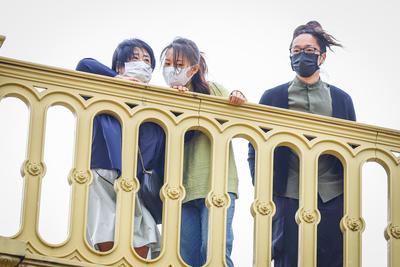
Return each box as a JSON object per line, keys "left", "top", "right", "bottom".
{"left": 290, "top": 47, "right": 320, "bottom": 56}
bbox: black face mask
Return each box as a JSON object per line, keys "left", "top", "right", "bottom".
{"left": 290, "top": 52, "right": 319, "bottom": 77}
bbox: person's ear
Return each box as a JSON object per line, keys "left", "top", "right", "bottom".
{"left": 188, "top": 64, "right": 200, "bottom": 77}
{"left": 319, "top": 53, "right": 327, "bottom": 66}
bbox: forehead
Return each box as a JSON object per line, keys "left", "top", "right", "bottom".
{"left": 165, "top": 48, "right": 185, "bottom": 61}
{"left": 292, "top": 33, "right": 320, "bottom": 48}
{"left": 132, "top": 47, "right": 150, "bottom": 57}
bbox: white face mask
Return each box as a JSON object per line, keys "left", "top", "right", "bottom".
{"left": 163, "top": 66, "right": 193, "bottom": 87}
{"left": 123, "top": 61, "right": 153, "bottom": 83}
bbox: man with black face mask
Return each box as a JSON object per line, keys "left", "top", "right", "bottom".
{"left": 248, "top": 21, "right": 356, "bottom": 267}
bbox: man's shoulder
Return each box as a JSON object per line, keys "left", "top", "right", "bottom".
{"left": 259, "top": 82, "right": 291, "bottom": 106}
{"left": 263, "top": 82, "right": 291, "bottom": 96}
{"left": 327, "top": 84, "right": 352, "bottom": 100}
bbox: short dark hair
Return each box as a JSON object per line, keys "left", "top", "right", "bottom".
{"left": 111, "top": 38, "right": 156, "bottom": 71}
{"left": 291, "top": 21, "right": 342, "bottom": 53}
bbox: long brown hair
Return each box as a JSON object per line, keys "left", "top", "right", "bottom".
{"left": 291, "top": 21, "right": 343, "bottom": 52}
{"left": 161, "top": 38, "right": 210, "bottom": 95}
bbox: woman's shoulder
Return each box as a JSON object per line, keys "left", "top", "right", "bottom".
{"left": 207, "top": 81, "right": 229, "bottom": 97}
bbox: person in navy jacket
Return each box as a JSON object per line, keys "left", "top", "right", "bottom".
{"left": 248, "top": 21, "right": 356, "bottom": 267}
{"left": 76, "top": 38, "right": 165, "bottom": 258}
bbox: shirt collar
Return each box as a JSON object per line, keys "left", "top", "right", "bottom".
{"left": 292, "top": 76, "right": 324, "bottom": 91}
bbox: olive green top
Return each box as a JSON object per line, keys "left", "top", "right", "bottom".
{"left": 284, "top": 77, "right": 343, "bottom": 202}
{"left": 182, "top": 82, "right": 239, "bottom": 203}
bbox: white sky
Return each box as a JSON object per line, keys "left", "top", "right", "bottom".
{"left": 1, "top": 0, "right": 399, "bottom": 266}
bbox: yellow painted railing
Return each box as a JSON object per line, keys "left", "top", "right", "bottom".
{"left": 0, "top": 53, "right": 399, "bottom": 266}
{"left": 0, "top": 35, "right": 5, "bottom": 48}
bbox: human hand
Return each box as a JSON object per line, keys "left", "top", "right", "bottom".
{"left": 229, "top": 90, "right": 247, "bottom": 105}
{"left": 173, "top": 85, "right": 190, "bottom": 92}
{"left": 115, "top": 75, "right": 143, "bottom": 83}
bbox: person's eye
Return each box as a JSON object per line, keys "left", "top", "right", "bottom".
{"left": 291, "top": 48, "right": 301, "bottom": 54}
{"left": 304, "top": 47, "right": 316, "bottom": 54}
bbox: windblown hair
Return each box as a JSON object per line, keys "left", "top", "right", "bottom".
{"left": 291, "top": 21, "right": 343, "bottom": 52}
{"left": 161, "top": 37, "right": 210, "bottom": 95}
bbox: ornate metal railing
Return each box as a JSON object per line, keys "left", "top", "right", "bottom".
{"left": 0, "top": 48, "right": 399, "bottom": 266}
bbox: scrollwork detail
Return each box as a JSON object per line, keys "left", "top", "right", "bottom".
{"left": 0, "top": 255, "right": 20, "bottom": 267}
{"left": 390, "top": 225, "right": 400, "bottom": 239}
{"left": 22, "top": 160, "right": 45, "bottom": 177}
{"left": 73, "top": 170, "right": 90, "bottom": 184}
{"left": 212, "top": 194, "right": 227, "bottom": 208}
{"left": 301, "top": 209, "right": 318, "bottom": 224}
{"left": 120, "top": 178, "right": 134, "bottom": 192}
{"left": 256, "top": 201, "right": 273, "bottom": 216}
{"left": 346, "top": 217, "right": 363, "bottom": 232}
{"left": 166, "top": 186, "right": 181, "bottom": 200}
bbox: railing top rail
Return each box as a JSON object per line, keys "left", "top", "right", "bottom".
{"left": 1, "top": 56, "right": 399, "bottom": 151}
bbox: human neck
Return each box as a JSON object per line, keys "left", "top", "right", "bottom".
{"left": 296, "top": 71, "right": 320, "bottom": 85}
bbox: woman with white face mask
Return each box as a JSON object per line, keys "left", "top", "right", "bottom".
{"left": 160, "top": 37, "right": 246, "bottom": 267}
{"left": 77, "top": 38, "right": 155, "bottom": 84}
{"left": 76, "top": 38, "right": 164, "bottom": 259}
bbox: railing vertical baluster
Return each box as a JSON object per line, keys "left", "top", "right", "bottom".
{"left": 342, "top": 158, "right": 363, "bottom": 267}
{"left": 252, "top": 141, "right": 275, "bottom": 267}
{"left": 67, "top": 111, "right": 93, "bottom": 249}
{"left": 297, "top": 151, "right": 319, "bottom": 267}
{"left": 114, "top": 117, "right": 137, "bottom": 259}
{"left": 161, "top": 125, "right": 186, "bottom": 266}
{"left": 206, "top": 134, "right": 230, "bottom": 267}
{"left": 19, "top": 104, "right": 46, "bottom": 242}
{"left": 387, "top": 162, "right": 400, "bottom": 267}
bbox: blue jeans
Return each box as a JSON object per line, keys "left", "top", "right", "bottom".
{"left": 180, "top": 193, "right": 235, "bottom": 267}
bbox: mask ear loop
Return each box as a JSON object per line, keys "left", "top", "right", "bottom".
{"left": 318, "top": 52, "right": 327, "bottom": 66}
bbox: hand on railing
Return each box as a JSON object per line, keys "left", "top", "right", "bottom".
{"left": 172, "top": 85, "right": 189, "bottom": 92}
{"left": 229, "top": 90, "right": 246, "bottom": 105}
{"left": 115, "top": 74, "right": 144, "bottom": 84}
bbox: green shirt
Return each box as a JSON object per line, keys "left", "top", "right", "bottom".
{"left": 183, "top": 82, "right": 239, "bottom": 203}
{"left": 284, "top": 77, "right": 343, "bottom": 202}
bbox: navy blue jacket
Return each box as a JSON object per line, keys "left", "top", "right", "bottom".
{"left": 248, "top": 82, "right": 356, "bottom": 194}
{"left": 76, "top": 58, "right": 165, "bottom": 179}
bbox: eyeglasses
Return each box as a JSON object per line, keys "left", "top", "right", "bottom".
{"left": 289, "top": 47, "right": 320, "bottom": 56}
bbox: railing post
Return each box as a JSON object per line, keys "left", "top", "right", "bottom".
{"left": 160, "top": 124, "right": 187, "bottom": 266}
{"left": 297, "top": 151, "right": 319, "bottom": 267}
{"left": 342, "top": 158, "right": 364, "bottom": 267}
{"left": 19, "top": 104, "right": 47, "bottom": 242}
{"left": 386, "top": 161, "right": 400, "bottom": 267}
{"left": 252, "top": 141, "right": 275, "bottom": 267}
{"left": 205, "top": 134, "right": 231, "bottom": 267}
{"left": 67, "top": 111, "right": 93, "bottom": 250}
{"left": 113, "top": 116, "right": 140, "bottom": 262}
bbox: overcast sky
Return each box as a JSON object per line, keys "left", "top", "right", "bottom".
{"left": 1, "top": 0, "right": 399, "bottom": 266}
